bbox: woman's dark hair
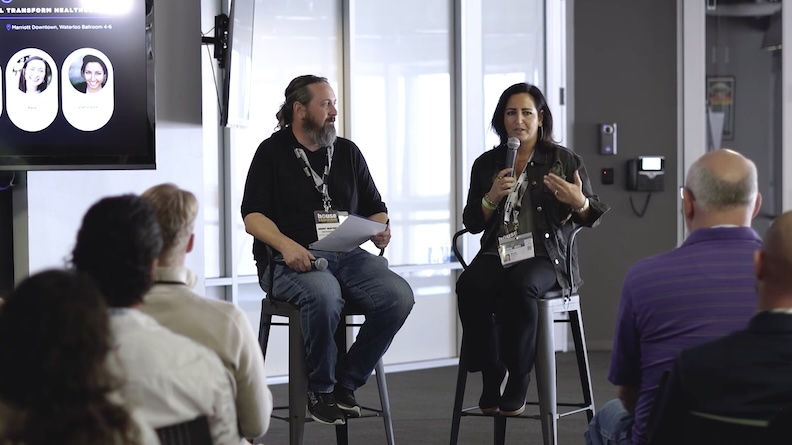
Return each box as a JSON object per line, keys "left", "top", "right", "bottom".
{"left": 490, "top": 82, "right": 555, "bottom": 146}
{"left": 275, "top": 74, "right": 328, "bottom": 129}
{"left": 17, "top": 56, "right": 52, "bottom": 93}
{"left": 71, "top": 195, "right": 163, "bottom": 308}
{"left": 0, "top": 269, "right": 141, "bottom": 445}
{"left": 81, "top": 54, "right": 109, "bottom": 88}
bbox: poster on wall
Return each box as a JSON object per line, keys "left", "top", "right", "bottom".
{"left": 706, "top": 76, "right": 735, "bottom": 140}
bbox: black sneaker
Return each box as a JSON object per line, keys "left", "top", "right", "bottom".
{"left": 334, "top": 386, "right": 362, "bottom": 418}
{"left": 307, "top": 391, "right": 345, "bottom": 425}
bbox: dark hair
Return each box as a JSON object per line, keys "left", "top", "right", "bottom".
{"left": 17, "top": 56, "right": 52, "bottom": 93}
{"left": 490, "top": 82, "right": 555, "bottom": 147}
{"left": 0, "top": 269, "right": 141, "bottom": 445}
{"left": 275, "top": 74, "right": 328, "bottom": 129}
{"left": 81, "top": 54, "right": 109, "bottom": 88}
{"left": 71, "top": 195, "right": 162, "bottom": 308}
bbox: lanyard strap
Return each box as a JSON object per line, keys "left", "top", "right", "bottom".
{"left": 503, "top": 151, "right": 534, "bottom": 227}
{"left": 294, "top": 144, "right": 334, "bottom": 211}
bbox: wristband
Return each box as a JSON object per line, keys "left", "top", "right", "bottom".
{"left": 572, "top": 198, "right": 590, "bottom": 213}
{"left": 481, "top": 195, "right": 497, "bottom": 211}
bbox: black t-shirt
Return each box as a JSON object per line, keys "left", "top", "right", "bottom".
{"left": 241, "top": 127, "right": 387, "bottom": 263}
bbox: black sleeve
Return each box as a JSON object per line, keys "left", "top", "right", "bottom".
{"left": 349, "top": 141, "right": 388, "bottom": 217}
{"left": 462, "top": 153, "right": 495, "bottom": 234}
{"left": 570, "top": 153, "right": 610, "bottom": 227}
{"left": 241, "top": 139, "right": 276, "bottom": 220}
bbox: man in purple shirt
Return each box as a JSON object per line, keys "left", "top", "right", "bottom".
{"left": 584, "top": 149, "right": 763, "bottom": 445}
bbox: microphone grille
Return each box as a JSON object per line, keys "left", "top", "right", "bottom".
{"left": 507, "top": 137, "right": 520, "bottom": 150}
{"left": 314, "top": 257, "right": 329, "bottom": 271}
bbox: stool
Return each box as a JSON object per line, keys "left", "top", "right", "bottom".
{"left": 258, "top": 297, "right": 396, "bottom": 445}
{"left": 449, "top": 227, "right": 595, "bottom": 445}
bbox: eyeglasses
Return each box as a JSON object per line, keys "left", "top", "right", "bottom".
{"left": 679, "top": 186, "right": 686, "bottom": 200}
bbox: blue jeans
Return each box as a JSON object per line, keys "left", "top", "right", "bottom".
{"left": 260, "top": 248, "right": 414, "bottom": 393}
{"left": 585, "top": 399, "right": 633, "bottom": 445}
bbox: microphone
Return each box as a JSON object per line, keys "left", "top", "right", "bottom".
{"left": 506, "top": 137, "right": 520, "bottom": 177}
{"left": 311, "top": 257, "right": 329, "bottom": 271}
{"left": 274, "top": 257, "right": 328, "bottom": 271}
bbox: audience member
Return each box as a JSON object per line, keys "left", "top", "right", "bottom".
{"left": 649, "top": 210, "right": 792, "bottom": 442}
{"left": 71, "top": 194, "right": 244, "bottom": 445}
{"left": 585, "top": 149, "right": 763, "bottom": 445}
{"left": 0, "top": 269, "right": 160, "bottom": 445}
{"left": 141, "top": 183, "right": 273, "bottom": 440}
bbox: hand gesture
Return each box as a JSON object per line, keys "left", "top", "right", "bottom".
{"left": 543, "top": 170, "right": 587, "bottom": 209}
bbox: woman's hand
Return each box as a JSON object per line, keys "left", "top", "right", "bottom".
{"left": 486, "top": 167, "right": 517, "bottom": 204}
{"left": 544, "top": 170, "right": 587, "bottom": 209}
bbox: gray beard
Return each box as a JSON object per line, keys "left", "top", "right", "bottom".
{"left": 304, "top": 120, "right": 337, "bottom": 148}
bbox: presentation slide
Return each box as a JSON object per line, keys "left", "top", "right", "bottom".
{"left": 0, "top": 0, "right": 152, "bottom": 169}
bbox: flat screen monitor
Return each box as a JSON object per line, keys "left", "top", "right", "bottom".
{"left": 221, "top": 0, "right": 255, "bottom": 128}
{"left": 0, "top": 0, "right": 154, "bottom": 171}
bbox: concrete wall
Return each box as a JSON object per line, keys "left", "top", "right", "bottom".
{"left": 12, "top": 0, "right": 206, "bottom": 289}
{"left": 571, "top": 0, "right": 679, "bottom": 349}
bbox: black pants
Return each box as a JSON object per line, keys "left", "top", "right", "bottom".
{"left": 456, "top": 254, "right": 558, "bottom": 376}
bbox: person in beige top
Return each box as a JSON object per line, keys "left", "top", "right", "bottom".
{"left": 141, "top": 183, "right": 273, "bottom": 441}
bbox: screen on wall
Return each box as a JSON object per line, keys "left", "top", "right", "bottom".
{"left": 0, "top": 0, "right": 154, "bottom": 171}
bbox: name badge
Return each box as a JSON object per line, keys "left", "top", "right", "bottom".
{"left": 314, "top": 210, "right": 348, "bottom": 241}
{"left": 497, "top": 231, "right": 535, "bottom": 267}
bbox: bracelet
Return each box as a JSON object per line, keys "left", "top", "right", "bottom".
{"left": 572, "top": 198, "right": 590, "bottom": 213}
{"left": 481, "top": 194, "right": 497, "bottom": 211}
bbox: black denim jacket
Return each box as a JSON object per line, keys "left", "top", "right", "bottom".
{"left": 462, "top": 142, "right": 610, "bottom": 292}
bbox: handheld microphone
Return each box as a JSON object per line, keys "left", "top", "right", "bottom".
{"left": 506, "top": 137, "right": 520, "bottom": 177}
{"left": 274, "top": 257, "right": 328, "bottom": 271}
{"left": 311, "top": 257, "right": 329, "bottom": 271}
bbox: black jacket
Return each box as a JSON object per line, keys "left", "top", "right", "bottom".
{"left": 462, "top": 141, "right": 609, "bottom": 292}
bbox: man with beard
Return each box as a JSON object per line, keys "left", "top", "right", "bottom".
{"left": 241, "top": 75, "right": 414, "bottom": 426}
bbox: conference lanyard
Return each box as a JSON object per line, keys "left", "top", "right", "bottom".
{"left": 503, "top": 151, "right": 534, "bottom": 230}
{"left": 294, "top": 144, "right": 335, "bottom": 212}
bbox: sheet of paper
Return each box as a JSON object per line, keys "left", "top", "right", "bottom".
{"left": 309, "top": 214, "right": 387, "bottom": 252}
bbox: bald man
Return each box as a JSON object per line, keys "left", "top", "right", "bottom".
{"left": 585, "top": 149, "right": 763, "bottom": 445}
{"left": 650, "top": 211, "right": 792, "bottom": 442}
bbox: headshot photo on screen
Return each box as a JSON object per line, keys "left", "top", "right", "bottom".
{"left": 62, "top": 49, "right": 114, "bottom": 132}
{"left": 5, "top": 50, "right": 59, "bottom": 133}
{"left": 17, "top": 56, "right": 52, "bottom": 94}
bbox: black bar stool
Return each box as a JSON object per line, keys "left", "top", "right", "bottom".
{"left": 449, "top": 227, "right": 595, "bottom": 445}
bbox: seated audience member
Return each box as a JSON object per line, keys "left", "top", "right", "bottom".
{"left": 0, "top": 269, "right": 160, "bottom": 445}
{"left": 141, "top": 183, "right": 273, "bottom": 440}
{"left": 71, "top": 194, "right": 244, "bottom": 445}
{"left": 650, "top": 211, "right": 792, "bottom": 442}
{"left": 585, "top": 149, "right": 763, "bottom": 445}
{"left": 241, "top": 75, "right": 414, "bottom": 425}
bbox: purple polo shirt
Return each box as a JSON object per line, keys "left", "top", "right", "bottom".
{"left": 609, "top": 226, "right": 761, "bottom": 445}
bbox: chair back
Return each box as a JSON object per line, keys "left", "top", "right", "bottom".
{"left": 155, "top": 416, "right": 212, "bottom": 445}
{"left": 680, "top": 411, "right": 770, "bottom": 445}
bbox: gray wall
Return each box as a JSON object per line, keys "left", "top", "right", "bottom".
{"left": 571, "top": 0, "right": 679, "bottom": 349}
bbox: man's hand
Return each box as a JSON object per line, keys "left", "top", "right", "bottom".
{"left": 279, "top": 241, "right": 316, "bottom": 273}
{"left": 370, "top": 225, "right": 391, "bottom": 250}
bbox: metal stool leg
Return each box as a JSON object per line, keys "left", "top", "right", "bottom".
{"left": 375, "top": 358, "right": 396, "bottom": 445}
{"left": 494, "top": 416, "right": 506, "bottom": 445}
{"left": 449, "top": 337, "right": 469, "bottom": 445}
{"left": 287, "top": 311, "right": 308, "bottom": 445}
{"left": 570, "top": 308, "right": 596, "bottom": 421}
{"left": 535, "top": 300, "right": 558, "bottom": 445}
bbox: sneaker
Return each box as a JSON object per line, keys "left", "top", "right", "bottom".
{"left": 334, "top": 386, "right": 362, "bottom": 417}
{"left": 307, "top": 391, "right": 345, "bottom": 425}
